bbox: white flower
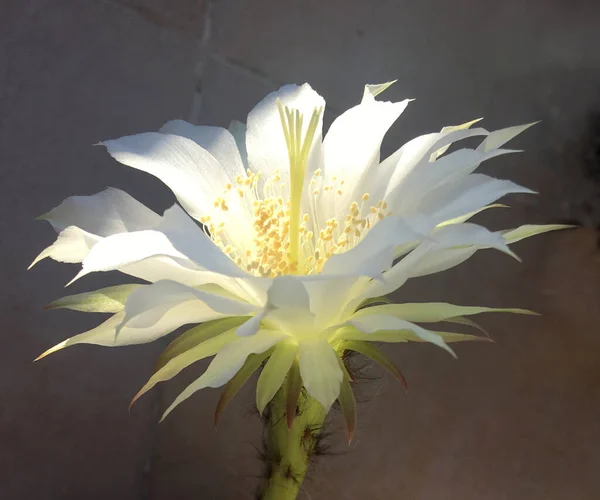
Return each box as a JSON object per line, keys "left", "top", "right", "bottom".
{"left": 31, "top": 82, "right": 566, "bottom": 423}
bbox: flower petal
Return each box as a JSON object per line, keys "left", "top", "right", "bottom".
{"left": 161, "top": 330, "right": 286, "bottom": 420}
{"left": 71, "top": 205, "right": 248, "bottom": 284}
{"left": 430, "top": 118, "right": 483, "bottom": 161}
{"left": 322, "top": 98, "right": 411, "bottom": 203}
{"left": 333, "top": 324, "right": 486, "bottom": 345}
{"left": 321, "top": 216, "right": 426, "bottom": 278}
{"left": 102, "top": 132, "right": 254, "bottom": 249}
{"left": 388, "top": 148, "right": 520, "bottom": 217}
{"left": 378, "top": 128, "right": 489, "bottom": 204}
{"left": 298, "top": 338, "right": 343, "bottom": 411}
{"left": 214, "top": 349, "right": 273, "bottom": 427}
{"left": 119, "top": 280, "right": 257, "bottom": 331}
{"left": 228, "top": 120, "right": 248, "bottom": 170}
{"left": 354, "top": 302, "right": 536, "bottom": 323}
{"left": 237, "top": 276, "right": 315, "bottom": 338}
{"left": 159, "top": 120, "right": 247, "bottom": 182}
{"left": 35, "top": 294, "right": 234, "bottom": 361}
{"left": 349, "top": 314, "right": 455, "bottom": 357}
{"left": 36, "top": 187, "right": 161, "bottom": 235}
{"left": 502, "top": 224, "right": 574, "bottom": 244}
{"left": 31, "top": 189, "right": 224, "bottom": 287}
{"left": 155, "top": 317, "right": 249, "bottom": 371}
{"left": 341, "top": 340, "right": 407, "bottom": 391}
{"left": 45, "top": 284, "right": 141, "bottom": 313}
{"left": 29, "top": 226, "right": 98, "bottom": 268}
{"left": 246, "top": 83, "right": 325, "bottom": 191}
{"left": 477, "top": 122, "right": 537, "bottom": 153}
{"left": 420, "top": 173, "right": 535, "bottom": 223}
{"left": 133, "top": 328, "right": 241, "bottom": 406}
{"left": 361, "top": 80, "right": 398, "bottom": 103}
{"left": 256, "top": 339, "right": 298, "bottom": 415}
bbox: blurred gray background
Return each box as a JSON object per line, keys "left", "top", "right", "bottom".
{"left": 2, "top": 0, "right": 600, "bottom": 498}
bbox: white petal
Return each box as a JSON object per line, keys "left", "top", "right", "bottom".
{"left": 73, "top": 205, "right": 247, "bottom": 283}
{"left": 430, "top": 118, "right": 483, "bottom": 161}
{"left": 228, "top": 120, "right": 248, "bottom": 170}
{"left": 380, "top": 127, "right": 489, "bottom": 203}
{"left": 388, "top": 148, "right": 519, "bottom": 216}
{"left": 477, "top": 122, "right": 537, "bottom": 153}
{"left": 159, "top": 120, "right": 247, "bottom": 185}
{"left": 29, "top": 226, "right": 98, "bottom": 268}
{"left": 408, "top": 246, "right": 478, "bottom": 278}
{"left": 420, "top": 173, "right": 535, "bottom": 223}
{"left": 321, "top": 216, "right": 426, "bottom": 278}
{"left": 102, "top": 132, "right": 254, "bottom": 249}
{"left": 246, "top": 83, "right": 325, "bottom": 191}
{"left": 298, "top": 338, "right": 343, "bottom": 411}
{"left": 362, "top": 223, "right": 513, "bottom": 300}
{"left": 37, "top": 187, "right": 161, "bottom": 235}
{"left": 35, "top": 296, "right": 236, "bottom": 360}
{"left": 31, "top": 188, "right": 158, "bottom": 269}
{"left": 322, "top": 98, "right": 410, "bottom": 215}
{"left": 162, "top": 330, "right": 286, "bottom": 420}
{"left": 267, "top": 275, "right": 311, "bottom": 311}
{"left": 237, "top": 276, "right": 315, "bottom": 337}
{"left": 31, "top": 189, "right": 241, "bottom": 289}
{"left": 120, "top": 280, "right": 256, "bottom": 331}
{"left": 349, "top": 314, "right": 454, "bottom": 356}
{"left": 361, "top": 80, "right": 398, "bottom": 103}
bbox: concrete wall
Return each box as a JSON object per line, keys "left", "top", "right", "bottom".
{"left": 2, "top": 0, "right": 599, "bottom": 498}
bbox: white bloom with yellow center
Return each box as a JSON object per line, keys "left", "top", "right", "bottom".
{"left": 31, "top": 82, "right": 566, "bottom": 420}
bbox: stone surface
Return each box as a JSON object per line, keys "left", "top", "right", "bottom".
{"left": 0, "top": 0, "right": 200, "bottom": 498}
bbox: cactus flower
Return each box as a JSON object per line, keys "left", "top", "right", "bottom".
{"left": 31, "top": 81, "right": 567, "bottom": 499}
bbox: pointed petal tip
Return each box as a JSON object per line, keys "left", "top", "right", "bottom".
{"left": 28, "top": 250, "right": 49, "bottom": 270}
{"left": 347, "top": 430, "right": 355, "bottom": 445}
{"left": 128, "top": 389, "right": 145, "bottom": 411}
{"left": 34, "top": 340, "right": 68, "bottom": 361}
{"left": 65, "top": 269, "right": 86, "bottom": 287}
{"left": 34, "top": 213, "right": 49, "bottom": 222}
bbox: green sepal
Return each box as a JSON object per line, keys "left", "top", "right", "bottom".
{"left": 156, "top": 316, "right": 248, "bottom": 371}
{"left": 337, "top": 372, "right": 357, "bottom": 444}
{"left": 342, "top": 340, "right": 407, "bottom": 391}
{"left": 45, "top": 284, "right": 141, "bottom": 313}
{"left": 214, "top": 348, "right": 273, "bottom": 428}
{"left": 445, "top": 316, "right": 489, "bottom": 336}
{"left": 256, "top": 340, "right": 298, "bottom": 416}
{"left": 286, "top": 360, "right": 302, "bottom": 428}
{"left": 357, "top": 295, "right": 392, "bottom": 310}
{"left": 502, "top": 224, "right": 574, "bottom": 244}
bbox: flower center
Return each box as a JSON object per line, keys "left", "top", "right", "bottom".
{"left": 203, "top": 105, "right": 392, "bottom": 278}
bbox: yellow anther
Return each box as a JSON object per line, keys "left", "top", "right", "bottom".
{"left": 362, "top": 193, "right": 370, "bottom": 201}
